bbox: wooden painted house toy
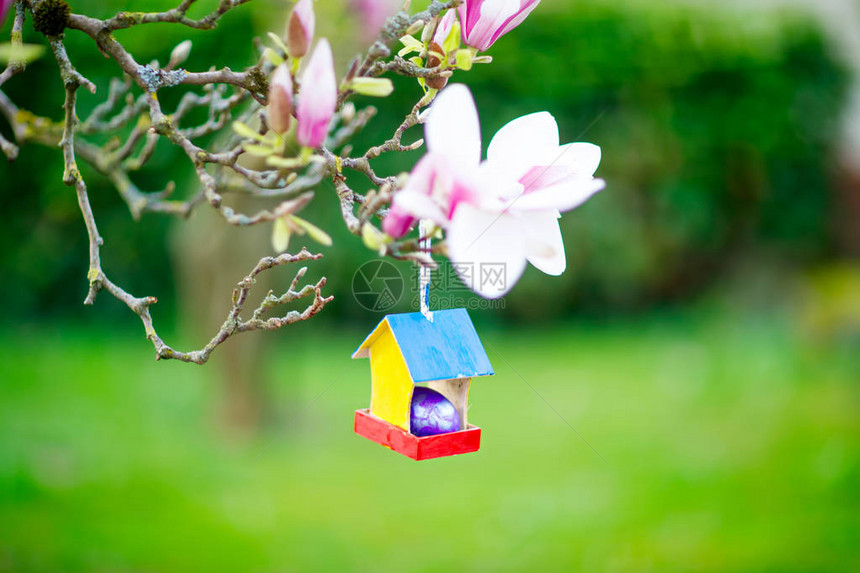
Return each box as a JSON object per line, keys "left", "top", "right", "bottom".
{"left": 352, "top": 309, "right": 494, "bottom": 460}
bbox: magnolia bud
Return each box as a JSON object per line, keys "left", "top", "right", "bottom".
{"left": 168, "top": 40, "right": 192, "bottom": 69}
{"left": 433, "top": 9, "right": 457, "bottom": 52}
{"left": 425, "top": 42, "right": 443, "bottom": 69}
{"left": 267, "top": 65, "right": 294, "bottom": 134}
{"left": 425, "top": 42, "right": 447, "bottom": 90}
{"left": 405, "top": 19, "right": 424, "bottom": 36}
{"left": 287, "top": 0, "right": 315, "bottom": 59}
{"left": 296, "top": 39, "right": 337, "bottom": 148}
{"left": 421, "top": 16, "right": 438, "bottom": 45}
{"left": 345, "top": 56, "right": 361, "bottom": 82}
{"left": 460, "top": 0, "right": 539, "bottom": 51}
{"left": 342, "top": 102, "right": 357, "bottom": 124}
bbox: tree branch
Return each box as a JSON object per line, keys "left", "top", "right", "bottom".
{"left": 0, "top": 0, "right": 468, "bottom": 365}
{"left": 150, "top": 249, "right": 333, "bottom": 364}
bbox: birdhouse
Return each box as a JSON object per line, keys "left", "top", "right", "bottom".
{"left": 352, "top": 308, "right": 494, "bottom": 460}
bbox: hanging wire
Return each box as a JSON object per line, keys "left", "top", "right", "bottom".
{"left": 418, "top": 219, "right": 433, "bottom": 321}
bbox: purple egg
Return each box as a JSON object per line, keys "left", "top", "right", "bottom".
{"left": 410, "top": 386, "right": 462, "bottom": 437}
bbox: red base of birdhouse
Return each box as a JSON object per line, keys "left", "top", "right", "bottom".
{"left": 353, "top": 409, "right": 481, "bottom": 460}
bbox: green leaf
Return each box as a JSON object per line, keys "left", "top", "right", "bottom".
{"left": 272, "top": 217, "right": 291, "bottom": 253}
{"left": 443, "top": 21, "right": 461, "bottom": 55}
{"left": 266, "top": 155, "right": 306, "bottom": 169}
{"left": 263, "top": 47, "right": 285, "bottom": 67}
{"left": 349, "top": 77, "right": 394, "bottom": 97}
{"left": 0, "top": 43, "right": 47, "bottom": 65}
{"left": 266, "top": 32, "right": 290, "bottom": 55}
{"left": 232, "top": 121, "right": 265, "bottom": 142}
{"left": 242, "top": 143, "right": 276, "bottom": 157}
{"left": 290, "top": 216, "right": 333, "bottom": 247}
{"left": 398, "top": 35, "right": 424, "bottom": 58}
{"left": 455, "top": 48, "right": 474, "bottom": 71}
{"left": 362, "top": 222, "right": 386, "bottom": 252}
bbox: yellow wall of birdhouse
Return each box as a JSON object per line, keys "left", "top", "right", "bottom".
{"left": 369, "top": 328, "right": 413, "bottom": 430}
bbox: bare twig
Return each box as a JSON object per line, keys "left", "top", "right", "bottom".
{"left": 150, "top": 249, "right": 334, "bottom": 364}
{"left": 0, "top": 3, "right": 27, "bottom": 89}
{"left": 102, "top": 0, "right": 254, "bottom": 32}
{"left": 0, "top": 0, "right": 467, "bottom": 363}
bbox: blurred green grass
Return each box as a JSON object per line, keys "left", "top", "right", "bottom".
{"left": 1, "top": 310, "right": 858, "bottom": 572}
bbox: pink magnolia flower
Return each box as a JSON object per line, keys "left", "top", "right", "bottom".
{"left": 433, "top": 9, "right": 458, "bottom": 48}
{"left": 458, "top": 0, "right": 541, "bottom": 52}
{"left": 385, "top": 84, "right": 604, "bottom": 298}
{"left": 1, "top": 0, "right": 13, "bottom": 27}
{"left": 382, "top": 153, "right": 460, "bottom": 238}
{"left": 350, "top": 0, "right": 399, "bottom": 43}
{"left": 288, "top": 0, "right": 315, "bottom": 59}
{"left": 296, "top": 39, "right": 337, "bottom": 148}
{"left": 267, "top": 64, "right": 294, "bottom": 135}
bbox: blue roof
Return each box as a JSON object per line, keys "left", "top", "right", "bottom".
{"left": 352, "top": 309, "right": 494, "bottom": 383}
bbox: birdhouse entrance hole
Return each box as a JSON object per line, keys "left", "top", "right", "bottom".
{"left": 424, "top": 378, "right": 470, "bottom": 429}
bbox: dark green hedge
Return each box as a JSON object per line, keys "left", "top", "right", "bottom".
{"left": 0, "top": 0, "right": 847, "bottom": 324}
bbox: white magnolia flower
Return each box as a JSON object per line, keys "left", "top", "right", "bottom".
{"left": 386, "top": 84, "right": 605, "bottom": 298}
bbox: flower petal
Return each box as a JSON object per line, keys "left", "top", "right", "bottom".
{"left": 511, "top": 176, "right": 606, "bottom": 212}
{"left": 520, "top": 210, "right": 566, "bottom": 275}
{"left": 464, "top": 0, "right": 520, "bottom": 51}
{"left": 433, "top": 8, "right": 458, "bottom": 47}
{"left": 488, "top": 111, "right": 559, "bottom": 162}
{"left": 555, "top": 142, "right": 602, "bottom": 177}
{"left": 352, "top": 0, "right": 398, "bottom": 42}
{"left": 0, "top": 0, "right": 12, "bottom": 27}
{"left": 475, "top": 162, "right": 525, "bottom": 207}
{"left": 519, "top": 165, "right": 573, "bottom": 193}
{"left": 296, "top": 39, "right": 337, "bottom": 148}
{"left": 267, "top": 65, "right": 294, "bottom": 134}
{"left": 392, "top": 188, "right": 447, "bottom": 224}
{"left": 493, "top": 0, "right": 541, "bottom": 41}
{"left": 381, "top": 208, "right": 415, "bottom": 238}
{"left": 288, "top": 0, "right": 315, "bottom": 58}
{"left": 458, "top": 0, "right": 485, "bottom": 36}
{"left": 424, "top": 84, "right": 482, "bottom": 168}
{"left": 446, "top": 203, "right": 527, "bottom": 298}
{"left": 385, "top": 153, "right": 458, "bottom": 235}
{"left": 486, "top": 111, "right": 559, "bottom": 179}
